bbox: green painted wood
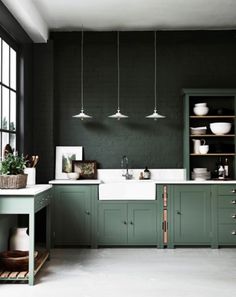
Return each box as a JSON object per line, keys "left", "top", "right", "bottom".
{"left": 53, "top": 185, "right": 97, "bottom": 246}
{"left": 127, "top": 202, "right": 157, "bottom": 245}
{"left": 98, "top": 202, "right": 127, "bottom": 245}
{"left": 173, "top": 185, "right": 212, "bottom": 244}
{"left": 218, "top": 224, "right": 236, "bottom": 244}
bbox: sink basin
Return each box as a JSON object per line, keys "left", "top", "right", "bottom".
{"left": 99, "top": 180, "right": 156, "bottom": 200}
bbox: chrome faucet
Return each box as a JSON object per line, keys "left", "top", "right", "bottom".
{"left": 121, "top": 155, "right": 133, "bottom": 179}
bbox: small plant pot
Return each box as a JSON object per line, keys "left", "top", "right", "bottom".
{"left": 0, "top": 174, "right": 28, "bottom": 189}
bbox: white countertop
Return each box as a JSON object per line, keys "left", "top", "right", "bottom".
{"left": 0, "top": 184, "right": 52, "bottom": 196}
{"left": 49, "top": 179, "right": 102, "bottom": 185}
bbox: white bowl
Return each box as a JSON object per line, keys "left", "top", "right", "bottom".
{"left": 193, "top": 106, "right": 209, "bottom": 116}
{"left": 194, "top": 103, "right": 207, "bottom": 107}
{"left": 67, "top": 172, "right": 80, "bottom": 180}
{"left": 210, "top": 122, "right": 232, "bottom": 135}
{"left": 193, "top": 168, "right": 208, "bottom": 173}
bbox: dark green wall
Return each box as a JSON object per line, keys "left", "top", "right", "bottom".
{"left": 34, "top": 31, "right": 236, "bottom": 182}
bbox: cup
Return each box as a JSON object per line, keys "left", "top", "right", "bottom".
{"left": 24, "top": 167, "right": 36, "bottom": 185}
{"left": 199, "top": 145, "right": 209, "bottom": 154}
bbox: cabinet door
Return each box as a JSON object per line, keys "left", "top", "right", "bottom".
{"left": 128, "top": 203, "right": 157, "bottom": 245}
{"left": 98, "top": 203, "right": 127, "bottom": 245}
{"left": 54, "top": 186, "right": 91, "bottom": 245}
{"left": 173, "top": 185, "right": 211, "bottom": 244}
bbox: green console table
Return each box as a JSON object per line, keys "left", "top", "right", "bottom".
{"left": 0, "top": 185, "right": 52, "bottom": 285}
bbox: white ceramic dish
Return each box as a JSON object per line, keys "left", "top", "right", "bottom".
{"left": 210, "top": 122, "right": 232, "bottom": 135}
{"left": 193, "top": 106, "right": 209, "bottom": 116}
{"left": 194, "top": 103, "right": 207, "bottom": 107}
{"left": 193, "top": 168, "right": 207, "bottom": 173}
{"left": 190, "top": 127, "right": 207, "bottom": 135}
{"left": 67, "top": 172, "right": 80, "bottom": 180}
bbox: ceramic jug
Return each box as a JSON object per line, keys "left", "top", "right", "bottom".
{"left": 9, "top": 227, "right": 29, "bottom": 251}
{"left": 192, "top": 139, "right": 206, "bottom": 154}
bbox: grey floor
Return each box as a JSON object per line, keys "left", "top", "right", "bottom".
{"left": 1, "top": 248, "right": 236, "bottom": 297}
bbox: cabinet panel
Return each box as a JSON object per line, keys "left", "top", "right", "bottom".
{"left": 98, "top": 203, "right": 127, "bottom": 245}
{"left": 218, "top": 185, "right": 236, "bottom": 196}
{"left": 218, "top": 196, "right": 236, "bottom": 208}
{"left": 53, "top": 186, "right": 92, "bottom": 246}
{"left": 173, "top": 185, "right": 211, "bottom": 244}
{"left": 128, "top": 203, "right": 157, "bottom": 245}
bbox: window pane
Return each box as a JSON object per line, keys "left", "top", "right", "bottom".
{"left": 9, "top": 133, "right": 16, "bottom": 152}
{"left": 2, "top": 87, "right": 9, "bottom": 130}
{"left": 0, "top": 38, "right": 2, "bottom": 82}
{"left": 10, "top": 48, "right": 16, "bottom": 90}
{"left": 2, "top": 132, "right": 9, "bottom": 158}
{"left": 2, "top": 41, "right": 9, "bottom": 86}
{"left": 10, "top": 91, "right": 16, "bottom": 131}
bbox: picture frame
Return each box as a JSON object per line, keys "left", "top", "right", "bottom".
{"left": 55, "top": 146, "right": 83, "bottom": 179}
{"left": 72, "top": 160, "right": 97, "bottom": 179}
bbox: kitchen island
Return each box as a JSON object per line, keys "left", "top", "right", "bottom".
{"left": 0, "top": 185, "right": 52, "bottom": 285}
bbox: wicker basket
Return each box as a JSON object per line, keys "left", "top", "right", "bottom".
{"left": 0, "top": 250, "right": 38, "bottom": 271}
{"left": 0, "top": 174, "right": 28, "bottom": 189}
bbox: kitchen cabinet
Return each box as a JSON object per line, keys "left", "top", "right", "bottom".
{"left": 52, "top": 185, "right": 98, "bottom": 247}
{"left": 98, "top": 202, "right": 158, "bottom": 246}
{"left": 168, "top": 185, "right": 212, "bottom": 247}
{"left": 183, "top": 89, "right": 236, "bottom": 180}
{"left": 217, "top": 184, "right": 236, "bottom": 246}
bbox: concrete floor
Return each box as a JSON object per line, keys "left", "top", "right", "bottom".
{"left": 1, "top": 248, "right": 236, "bottom": 297}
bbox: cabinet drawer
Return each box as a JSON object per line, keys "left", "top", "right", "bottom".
{"left": 218, "top": 209, "right": 236, "bottom": 224}
{"left": 35, "top": 191, "right": 50, "bottom": 212}
{"left": 218, "top": 196, "right": 236, "bottom": 208}
{"left": 217, "top": 185, "right": 236, "bottom": 196}
{"left": 218, "top": 224, "right": 236, "bottom": 244}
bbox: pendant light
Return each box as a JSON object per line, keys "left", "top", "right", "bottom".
{"left": 73, "top": 30, "right": 92, "bottom": 120}
{"left": 146, "top": 31, "right": 166, "bottom": 120}
{"left": 108, "top": 32, "right": 128, "bottom": 120}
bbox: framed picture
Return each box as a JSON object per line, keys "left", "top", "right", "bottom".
{"left": 55, "top": 146, "right": 83, "bottom": 179}
{"left": 72, "top": 160, "right": 97, "bottom": 179}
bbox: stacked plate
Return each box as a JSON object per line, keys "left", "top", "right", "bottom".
{"left": 192, "top": 168, "right": 211, "bottom": 181}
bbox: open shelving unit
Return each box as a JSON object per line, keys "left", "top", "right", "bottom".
{"left": 183, "top": 89, "right": 236, "bottom": 180}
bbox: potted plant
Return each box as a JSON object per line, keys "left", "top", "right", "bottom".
{"left": 0, "top": 153, "right": 27, "bottom": 189}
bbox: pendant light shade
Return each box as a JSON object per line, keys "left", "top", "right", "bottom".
{"left": 108, "top": 32, "right": 128, "bottom": 120}
{"left": 73, "top": 30, "right": 92, "bottom": 120}
{"left": 146, "top": 31, "right": 166, "bottom": 120}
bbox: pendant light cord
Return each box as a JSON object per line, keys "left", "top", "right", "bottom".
{"left": 117, "top": 32, "right": 120, "bottom": 111}
{"left": 117, "top": 32, "right": 120, "bottom": 110}
{"left": 81, "top": 30, "right": 84, "bottom": 110}
{"left": 154, "top": 31, "right": 157, "bottom": 110}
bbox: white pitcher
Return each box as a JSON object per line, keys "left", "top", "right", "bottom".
{"left": 192, "top": 139, "right": 206, "bottom": 154}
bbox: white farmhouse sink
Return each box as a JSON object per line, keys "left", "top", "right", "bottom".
{"left": 99, "top": 180, "right": 156, "bottom": 200}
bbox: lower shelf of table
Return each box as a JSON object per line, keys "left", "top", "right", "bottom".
{"left": 0, "top": 250, "right": 49, "bottom": 281}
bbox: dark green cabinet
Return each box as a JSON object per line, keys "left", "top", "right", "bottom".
{"left": 169, "top": 185, "right": 212, "bottom": 247}
{"left": 52, "top": 185, "right": 98, "bottom": 247}
{"left": 217, "top": 184, "right": 236, "bottom": 245}
{"left": 98, "top": 202, "right": 158, "bottom": 246}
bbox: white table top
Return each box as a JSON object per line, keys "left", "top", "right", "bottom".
{"left": 0, "top": 184, "right": 52, "bottom": 196}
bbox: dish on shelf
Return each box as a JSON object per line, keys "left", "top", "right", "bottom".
{"left": 0, "top": 250, "right": 38, "bottom": 271}
{"left": 193, "top": 168, "right": 208, "bottom": 173}
{"left": 191, "top": 170, "right": 211, "bottom": 181}
{"left": 67, "top": 172, "right": 80, "bottom": 180}
{"left": 193, "top": 106, "right": 209, "bottom": 116}
{"left": 194, "top": 103, "right": 207, "bottom": 107}
{"left": 190, "top": 126, "right": 207, "bottom": 135}
{"left": 209, "top": 122, "right": 232, "bottom": 135}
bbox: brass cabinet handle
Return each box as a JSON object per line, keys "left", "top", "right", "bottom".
{"left": 231, "top": 189, "right": 236, "bottom": 193}
{"left": 231, "top": 231, "right": 236, "bottom": 235}
{"left": 231, "top": 200, "right": 236, "bottom": 204}
{"left": 232, "top": 214, "right": 236, "bottom": 219}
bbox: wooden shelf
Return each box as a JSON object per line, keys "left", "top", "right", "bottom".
{"left": 190, "top": 115, "right": 235, "bottom": 119}
{"left": 0, "top": 250, "right": 49, "bottom": 282}
{"left": 190, "top": 134, "right": 235, "bottom": 137}
{"left": 190, "top": 153, "right": 236, "bottom": 156}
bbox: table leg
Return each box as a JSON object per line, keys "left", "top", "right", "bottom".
{"left": 28, "top": 212, "right": 35, "bottom": 285}
{"left": 46, "top": 204, "right": 51, "bottom": 259}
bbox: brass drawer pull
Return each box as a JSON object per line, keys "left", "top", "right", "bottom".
{"left": 231, "top": 231, "right": 236, "bottom": 235}
{"left": 231, "top": 189, "right": 236, "bottom": 193}
{"left": 231, "top": 200, "right": 236, "bottom": 204}
{"left": 232, "top": 214, "right": 236, "bottom": 219}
